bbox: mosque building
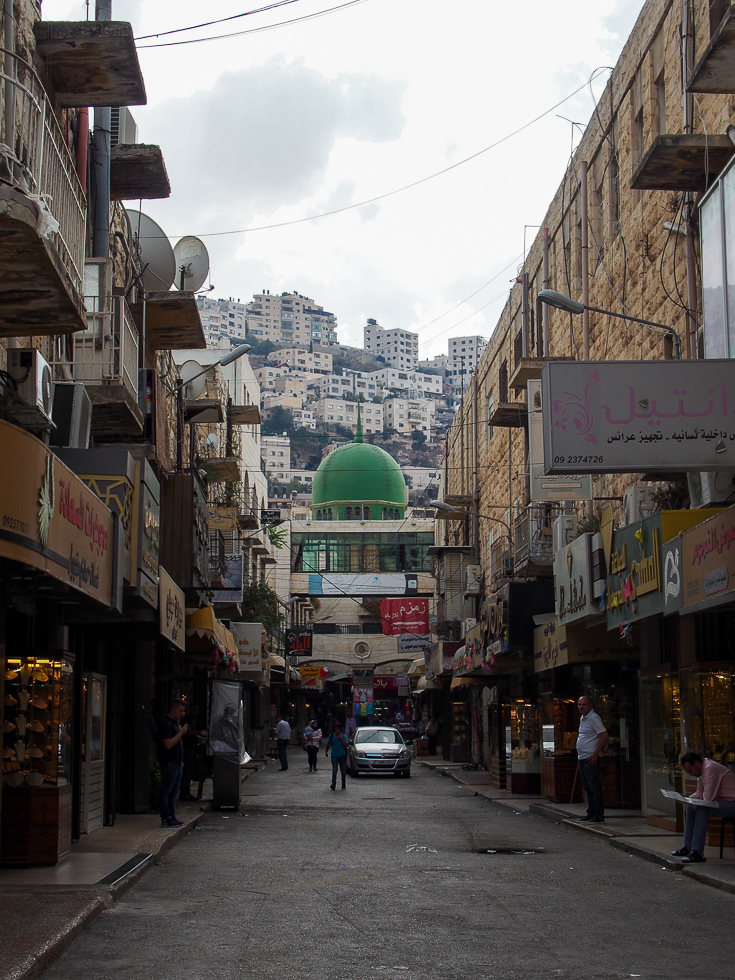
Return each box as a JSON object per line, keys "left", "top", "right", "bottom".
{"left": 287, "top": 407, "right": 436, "bottom": 720}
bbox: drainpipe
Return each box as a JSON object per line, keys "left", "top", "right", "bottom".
{"left": 471, "top": 374, "right": 478, "bottom": 557}
{"left": 75, "top": 107, "right": 89, "bottom": 194}
{"left": 92, "top": 1, "right": 111, "bottom": 258}
{"left": 580, "top": 160, "right": 590, "bottom": 360}
{"left": 542, "top": 227, "right": 550, "bottom": 356}
{"left": 682, "top": 0, "right": 698, "bottom": 357}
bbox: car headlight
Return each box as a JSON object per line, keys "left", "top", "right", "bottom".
{"left": 399, "top": 748, "right": 410, "bottom": 759}
{"left": 355, "top": 750, "right": 367, "bottom": 758}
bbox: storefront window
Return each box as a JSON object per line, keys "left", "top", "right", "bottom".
{"left": 639, "top": 668, "right": 680, "bottom": 821}
{"left": 541, "top": 697, "right": 578, "bottom": 757}
{"left": 3, "top": 656, "right": 72, "bottom": 789}
{"left": 680, "top": 666, "right": 735, "bottom": 770}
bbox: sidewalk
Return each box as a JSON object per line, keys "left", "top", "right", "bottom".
{"left": 0, "top": 767, "right": 262, "bottom": 980}
{"left": 419, "top": 758, "right": 735, "bottom": 896}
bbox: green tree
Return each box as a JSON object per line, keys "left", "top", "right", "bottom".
{"left": 261, "top": 406, "right": 295, "bottom": 435}
{"left": 411, "top": 429, "right": 427, "bottom": 447}
{"left": 240, "top": 580, "right": 280, "bottom": 633}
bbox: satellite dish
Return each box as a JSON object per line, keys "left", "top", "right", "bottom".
{"left": 180, "top": 359, "right": 206, "bottom": 400}
{"left": 205, "top": 432, "right": 219, "bottom": 452}
{"left": 173, "top": 236, "right": 210, "bottom": 292}
{"left": 127, "top": 209, "right": 176, "bottom": 292}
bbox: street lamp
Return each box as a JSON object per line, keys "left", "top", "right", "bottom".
{"left": 538, "top": 289, "right": 682, "bottom": 360}
{"left": 177, "top": 343, "right": 251, "bottom": 470}
{"left": 429, "top": 499, "right": 512, "bottom": 549}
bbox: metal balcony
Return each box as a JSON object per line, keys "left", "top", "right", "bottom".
{"left": 209, "top": 529, "right": 226, "bottom": 587}
{"left": 513, "top": 504, "right": 560, "bottom": 574}
{"left": 0, "top": 48, "right": 86, "bottom": 335}
{"left": 55, "top": 294, "right": 143, "bottom": 437}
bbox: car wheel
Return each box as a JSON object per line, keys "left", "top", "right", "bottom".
{"left": 349, "top": 765, "right": 359, "bottom": 777}
{"left": 402, "top": 769, "right": 411, "bottom": 778}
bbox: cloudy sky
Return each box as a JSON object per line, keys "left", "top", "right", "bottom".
{"left": 46, "top": 0, "right": 643, "bottom": 357}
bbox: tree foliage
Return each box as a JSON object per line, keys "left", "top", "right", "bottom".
{"left": 240, "top": 580, "right": 280, "bottom": 633}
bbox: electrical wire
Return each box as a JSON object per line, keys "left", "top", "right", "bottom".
{"left": 136, "top": 0, "right": 307, "bottom": 40}
{"left": 136, "top": 0, "right": 368, "bottom": 49}
{"left": 144, "top": 68, "right": 613, "bottom": 240}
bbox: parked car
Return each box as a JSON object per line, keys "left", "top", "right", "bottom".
{"left": 346, "top": 726, "right": 412, "bottom": 778}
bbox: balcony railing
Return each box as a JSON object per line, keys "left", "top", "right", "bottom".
{"left": 209, "top": 529, "right": 226, "bottom": 585}
{"left": 514, "top": 504, "right": 560, "bottom": 566}
{"left": 313, "top": 623, "right": 385, "bottom": 635}
{"left": 59, "top": 295, "right": 139, "bottom": 399}
{"left": 0, "top": 48, "right": 85, "bottom": 297}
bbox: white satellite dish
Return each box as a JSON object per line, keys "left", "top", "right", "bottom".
{"left": 173, "top": 236, "right": 210, "bottom": 292}
{"left": 180, "top": 359, "right": 206, "bottom": 400}
{"left": 205, "top": 432, "right": 219, "bottom": 452}
{"left": 127, "top": 209, "right": 176, "bottom": 292}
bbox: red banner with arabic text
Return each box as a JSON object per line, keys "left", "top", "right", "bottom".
{"left": 380, "top": 598, "right": 429, "bottom": 637}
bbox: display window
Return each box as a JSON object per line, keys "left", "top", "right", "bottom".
{"left": 639, "top": 667, "right": 681, "bottom": 823}
{"left": 680, "top": 665, "right": 735, "bottom": 767}
{"left": 3, "top": 656, "right": 73, "bottom": 789}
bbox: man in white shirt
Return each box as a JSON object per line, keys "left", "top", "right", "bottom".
{"left": 576, "top": 696, "right": 609, "bottom": 823}
{"left": 275, "top": 714, "right": 291, "bottom": 771}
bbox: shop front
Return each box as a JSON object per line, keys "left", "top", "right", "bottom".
{"left": 677, "top": 506, "right": 735, "bottom": 846}
{"left": 0, "top": 422, "right": 119, "bottom": 866}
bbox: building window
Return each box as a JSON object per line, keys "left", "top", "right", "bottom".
{"left": 354, "top": 506, "right": 361, "bottom": 520}
{"left": 345, "top": 507, "right": 352, "bottom": 520}
{"left": 363, "top": 506, "right": 370, "bottom": 520}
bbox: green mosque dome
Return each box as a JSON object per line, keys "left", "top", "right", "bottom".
{"left": 311, "top": 409, "right": 406, "bottom": 520}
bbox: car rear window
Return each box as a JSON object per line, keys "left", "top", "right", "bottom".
{"left": 355, "top": 730, "right": 403, "bottom": 744}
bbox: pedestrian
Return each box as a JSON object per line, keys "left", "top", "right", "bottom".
{"left": 158, "top": 699, "right": 188, "bottom": 827}
{"left": 305, "top": 718, "right": 322, "bottom": 772}
{"left": 671, "top": 752, "right": 735, "bottom": 864}
{"left": 179, "top": 704, "right": 206, "bottom": 802}
{"left": 344, "top": 713, "right": 357, "bottom": 741}
{"left": 275, "top": 713, "right": 291, "bottom": 771}
{"left": 576, "top": 695, "right": 609, "bottom": 823}
{"left": 425, "top": 716, "right": 439, "bottom": 756}
{"left": 325, "top": 722, "right": 348, "bottom": 790}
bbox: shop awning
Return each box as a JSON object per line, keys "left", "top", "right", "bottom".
{"left": 407, "top": 658, "right": 425, "bottom": 678}
{"left": 450, "top": 675, "right": 488, "bottom": 689}
{"left": 268, "top": 653, "right": 286, "bottom": 668}
{"left": 416, "top": 675, "right": 441, "bottom": 692}
{"left": 186, "top": 606, "right": 239, "bottom": 667}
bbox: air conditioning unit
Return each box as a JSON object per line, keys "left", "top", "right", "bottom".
{"left": 465, "top": 564, "right": 482, "bottom": 595}
{"left": 50, "top": 383, "right": 92, "bottom": 449}
{"left": 622, "top": 486, "right": 657, "bottom": 525}
{"left": 688, "top": 471, "right": 735, "bottom": 508}
{"left": 5, "top": 349, "right": 54, "bottom": 427}
{"left": 553, "top": 514, "right": 577, "bottom": 553}
{"left": 110, "top": 107, "right": 138, "bottom": 146}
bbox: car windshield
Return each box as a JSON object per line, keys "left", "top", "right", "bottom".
{"left": 355, "top": 729, "right": 403, "bottom": 745}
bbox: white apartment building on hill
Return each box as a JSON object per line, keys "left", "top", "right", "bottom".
{"left": 368, "top": 367, "right": 443, "bottom": 398}
{"left": 382, "top": 397, "right": 434, "bottom": 440}
{"left": 363, "top": 319, "right": 419, "bottom": 369}
{"left": 197, "top": 296, "right": 248, "bottom": 346}
{"left": 313, "top": 398, "right": 384, "bottom": 435}
{"left": 261, "top": 434, "right": 292, "bottom": 476}
{"left": 246, "top": 291, "right": 338, "bottom": 346}
{"left": 268, "top": 348, "right": 333, "bottom": 374}
{"left": 448, "top": 335, "right": 486, "bottom": 387}
{"left": 308, "top": 371, "right": 379, "bottom": 401}
{"left": 418, "top": 353, "right": 450, "bottom": 374}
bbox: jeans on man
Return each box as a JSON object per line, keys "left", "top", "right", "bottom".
{"left": 331, "top": 754, "right": 347, "bottom": 788}
{"left": 578, "top": 757, "right": 604, "bottom": 818}
{"left": 160, "top": 761, "right": 182, "bottom": 822}
{"left": 277, "top": 737, "right": 289, "bottom": 770}
{"left": 684, "top": 799, "right": 735, "bottom": 852}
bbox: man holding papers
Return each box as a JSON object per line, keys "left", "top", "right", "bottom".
{"left": 670, "top": 752, "right": 735, "bottom": 864}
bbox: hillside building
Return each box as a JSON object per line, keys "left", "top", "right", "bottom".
{"left": 363, "top": 319, "right": 419, "bottom": 369}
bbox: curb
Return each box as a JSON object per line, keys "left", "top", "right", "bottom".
{"left": 1, "top": 805, "right": 209, "bottom": 980}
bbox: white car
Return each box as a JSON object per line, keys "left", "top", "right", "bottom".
{"left": 346, "top": 726, "right": 412, "bottom": 778}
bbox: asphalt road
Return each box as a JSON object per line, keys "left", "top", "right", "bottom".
{"left": 46, "top": 751, "right": 734, "bottom": 980}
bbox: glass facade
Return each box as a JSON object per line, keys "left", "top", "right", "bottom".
{"left": 291, "top": 532, "right": 434, "bottom": 574}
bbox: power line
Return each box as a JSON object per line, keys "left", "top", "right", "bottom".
{"left": 136, "top": 0, "right": 306, "bottom": 40}
{"left": 145, "top": 67, "right": 613, "bottom": 240}
{"left": 136, "top": 0, "right": 368, "bottom": 49}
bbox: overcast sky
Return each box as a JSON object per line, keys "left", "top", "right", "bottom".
{"left": 46, "top": 0, "right": 643, "bottom": 357}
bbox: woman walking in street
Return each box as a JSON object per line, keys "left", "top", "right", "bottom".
{"left": 305, "top": 718, "right": 322, "bottom": 772}
{"left": 325, "top": 723, "right": 348, "bottom": 790}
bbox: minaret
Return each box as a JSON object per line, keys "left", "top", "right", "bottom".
{"left": 354, "top": 402, "right": 363, "bottom": 443}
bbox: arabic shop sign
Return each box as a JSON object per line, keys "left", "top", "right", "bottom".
{"left": 352, "top": 667, "right": 374, "bottom": 718}
{"left": 534, "top": 620, "right": 639, "bottom": 672}
{"left": 159, "top": 567, "right": 185, "bottom": 651}
{"left": 379, "top": 598, "right": 429, "bottom": 636}
{"left": 286, "top": 627, "right": 313, "bottom": 657}
{"left": 662, "top": 535, "right": 683, "bottom": 617}
{"left": 553, "top": 532, "right": 604, "bottom": 624}
{"left": 0, "top": 421, "right": 115, "bottom": 606}
{"left": 541, "top": 360, "right": 735, "bottom": 473}
{"left": 681, "top": 504, "right": 735, "bottom": 613}
{"left": 606, "top": 514, "right": 664, "bottom": 627}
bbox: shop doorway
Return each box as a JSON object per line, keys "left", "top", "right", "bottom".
{"left": 80, "top": 673, "right": 107, "bottom": 835}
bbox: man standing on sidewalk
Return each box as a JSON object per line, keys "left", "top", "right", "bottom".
{"left": 576, "top": 695, "right": 609, "bottom": 824}
{"left": 158, "top": 699, "right": 188, "bottom": 827}
{"left": 275, "top": 714, "right": 291, "bottom": 771}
